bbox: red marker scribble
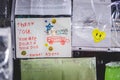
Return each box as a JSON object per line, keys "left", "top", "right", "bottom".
{"left": 47, "top": 36, "right": 70, "bottom": 45}
{"left": 19, "top": 36, "right": 37, "bottom": 41}
{"left": 18, "top": 29, "right": 31, "bottom": 34}
{"left": 17, "top": 22, "right": 34, "bottom": 27}
{"left": 45, "top": 52, "right": 59, "bottom": 56}
{"left": 29, "top": 53, "right": 42, "bottom": 57}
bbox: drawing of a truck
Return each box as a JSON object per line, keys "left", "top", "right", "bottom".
{"left": 47, "top": 36, "right": 69, "bottom": 45}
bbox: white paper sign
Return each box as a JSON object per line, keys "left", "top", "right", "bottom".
{"left": 21, "top": 58, "right": 96, "bottom": 80}
{"left": 72, "top": 0, "right": 111, "bottom": 48}
{"left": 15, "top": 17, "right": 71, "bottom": 58}
{"left": 15, "top": 0, "right": 71, "bottom": 15}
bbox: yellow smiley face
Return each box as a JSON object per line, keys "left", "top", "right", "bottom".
{"left": 92, "top": 28, "right": 106, "bottom": 43}
{"left": 44, "top": 43, "right": 48, "bottom": 47}
{"left": 21, "top": 51, "right": 27, "bottom": 56}
{"left": 48, "top": 46, "right": 53, "bottom": 51}
{"left": 51, "top": 18, "right": 56, "bottom": 24}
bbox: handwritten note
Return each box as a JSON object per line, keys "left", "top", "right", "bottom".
{"left": 21, "top": 58, "right": 96, "bottom": 80}
{"left": 15, "top": 0, "right": 71, "bottom": 15}
{"left": 72, "top": 0, "right": 111, "bottom": 48}
{"left": 15, "top": 18, "right": 71, "bottom": 58}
